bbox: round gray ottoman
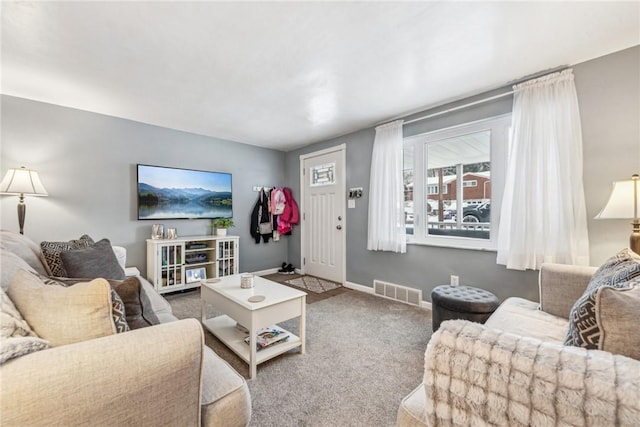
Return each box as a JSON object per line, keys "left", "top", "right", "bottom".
{"left": 431, "top": 285, "right": 500, "bottom": 332}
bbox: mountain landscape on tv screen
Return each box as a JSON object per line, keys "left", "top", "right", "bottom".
{"left": 138, "top": 183, "right": 232, "bottom": 219}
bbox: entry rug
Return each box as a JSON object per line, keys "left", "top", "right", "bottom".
{"left": 284, "top": 275, "right": 342, "bottom": 294}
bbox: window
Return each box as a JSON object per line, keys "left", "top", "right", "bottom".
{"left": 403, "top": 146, "right": 414, "bottom": 234}
{"left": 310, "top": 163, "right": 335, "bottom": 186}
{"left": 403, "top": 115, "right": 511, "bottom": 250}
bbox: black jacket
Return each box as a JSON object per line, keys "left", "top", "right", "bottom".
{"left": 250, "top": 189, "right": 273, "bottom": 243}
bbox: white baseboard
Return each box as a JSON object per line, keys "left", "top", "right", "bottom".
{"left": 252, "top": 267, "right": 303, "bottom": 276}
{"left": 344, "top": 281, "right": 374, "bottom": 294}
{"left": 252, "top": 267, "right": 280, "bottom": 276}
{"left": 345, "top": 281, "right": 431, "bottom": 310}
{"left": 257, "top": 272, "right": 432, "bottom": 311}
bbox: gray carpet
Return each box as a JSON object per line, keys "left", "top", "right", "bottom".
{"left": 166, "top": 288, "right": 431, "bottom": 427}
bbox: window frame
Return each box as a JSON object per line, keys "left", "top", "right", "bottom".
{"left": 403, "top": 114, "right": 511, "bottom": 251}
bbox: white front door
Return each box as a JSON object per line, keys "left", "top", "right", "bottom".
{"left": 300, "top": 146, "right": 345, "bottom": 284}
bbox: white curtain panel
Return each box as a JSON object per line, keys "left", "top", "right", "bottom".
{"left": 497, "top": 69, "right": 590, "bottom": 270}
{"left": 367, "top": 120, "right": 406, "bottom": 253}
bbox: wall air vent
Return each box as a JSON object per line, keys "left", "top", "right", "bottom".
{"left": 373, "top": 280, "right": 422, "bottom": 307}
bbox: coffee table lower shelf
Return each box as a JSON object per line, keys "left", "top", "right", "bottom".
{"left": 202, "top": 315, "right": 302, "bottom": 366}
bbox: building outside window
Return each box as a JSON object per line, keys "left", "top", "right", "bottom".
{"left": 403, "top": 114, "right": 511, "bottom": 250}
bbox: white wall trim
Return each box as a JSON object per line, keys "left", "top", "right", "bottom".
{"left": 299, "top": 144, "right": 347, "bottom": 282}
{"left": 345, "top": 281, "right": 431, "bottom": 311}
{"left": 256, "top": 271, "right": 433, "bottom": 311}
{"left": 299, "top": 143, "right": 347, "bottom": 161}
{"left": 254, "top": 267, "right": 304, "bottom": 276}
{"left": 344, "top": 280, "right": 375, "bottom": 294}
{"left": 253, "top": 267, "right": 280, "bottom": 276}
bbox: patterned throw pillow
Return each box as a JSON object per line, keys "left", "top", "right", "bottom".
{"left": 565, "top": 249, "right": 640, "bottom": 349}
{"left": 40, "top": 235, "right": 95, "bottom": 277}
{"left": 110, "top": 290, "right": 129, "bottom": 333}
{"left": 38, "top": 274, "right": 129, "bottom": 333}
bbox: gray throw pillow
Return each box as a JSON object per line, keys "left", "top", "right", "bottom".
{"left": 108, "top": 277, "right": 161, "bottom": 330}
{"left": 565, "top": 248, "right": 640, "bottom": 349}
{"left": 595, "top": 280, "right": 640, "bottom": 359}
{"left": 60, "top": 239, "right": 125, "bottom": 280}
{"left": 40, "top": 234, "right": 95, "bottom": 277}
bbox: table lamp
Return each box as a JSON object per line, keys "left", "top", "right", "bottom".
{"left": 0, "top": 166, "right": 48, "bottom": 235}
{"left": 594, "top": 174, "right": 639, "bottom": 255}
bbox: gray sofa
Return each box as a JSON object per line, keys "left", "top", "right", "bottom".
{"left": 0, "top": 230, "right": 251, "bottom": 426}
{"left": 397, "top": 263, "right": 640, "bottom": 427}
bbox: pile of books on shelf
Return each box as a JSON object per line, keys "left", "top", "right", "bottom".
{"left": 243, "top": 326, "right": 290, "bottom": 351}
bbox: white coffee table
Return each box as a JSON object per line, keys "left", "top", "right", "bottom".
{"left": 200, "top": 274, "right": 306, "bottom": 379}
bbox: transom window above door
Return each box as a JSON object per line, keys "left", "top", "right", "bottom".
{"left": 310, "top": 163, "right": 335, "bottom": 187}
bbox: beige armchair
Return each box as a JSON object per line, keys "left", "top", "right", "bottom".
{"left": 397, "top": 263, "right": 640, "bottom": 427}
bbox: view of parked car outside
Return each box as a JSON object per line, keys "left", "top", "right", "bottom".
{"left": 405, "top": 201, "right": 490, "bottom": 236}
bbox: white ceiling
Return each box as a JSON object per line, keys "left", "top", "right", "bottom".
{"left": 2, "top": 2, "right": 639, "bottom": 152}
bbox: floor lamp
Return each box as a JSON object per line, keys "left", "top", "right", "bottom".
{"left": 0, "top": 166, "right": 49, "bottom": 235}
{"left": 594, "top": 174, "right": 640, "bottom": 255}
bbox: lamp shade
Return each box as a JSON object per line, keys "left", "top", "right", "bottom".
{"left": 594, "top": 176, "right": 639, "bottom": 219}
{"left": 0, "top": 167, "right": 48, "bottom": 196}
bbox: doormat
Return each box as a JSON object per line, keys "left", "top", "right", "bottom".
{"left": 284, "top": 275, "right": 342, "bottom": 294}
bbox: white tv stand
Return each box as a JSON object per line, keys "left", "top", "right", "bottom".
{"left": 146, "top": 235, "right": 238, "bottom": 294}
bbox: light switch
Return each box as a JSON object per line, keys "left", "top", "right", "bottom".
{"left": 348, "top": 187, "right": 364, "bottom": 199}
{"left": 348, "top": 199, "right": 356, "bottom": 209}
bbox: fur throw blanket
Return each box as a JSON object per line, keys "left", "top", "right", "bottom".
{"left": 423, "top": 320, "right": 640, "bottom": 427}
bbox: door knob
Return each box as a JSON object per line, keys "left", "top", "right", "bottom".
{"left": 336, "top": 225, "right": 342, "bottom": 230}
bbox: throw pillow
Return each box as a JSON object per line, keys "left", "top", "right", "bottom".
{"left": 60, "top": 238, "right": 125, "bottom": 280}
{"left": 0, "top": 287, "right": 50, "bottom": 363}
{"left": 1, "top": 249, "right": 38, "bottom": 291}
{"left": 565, "top": 248, "right": 640, "bottom": 349}
{"left": 40, "top": 275, "right": 129, "bottom": 334}
{"left": 595, "top": 280, "right": 640, "bottom": 359}
{"left": 40, "top": 234, "right": 95, "bottom": 277}
{"left": 109, "top": 277, "right": 161, "bottom": 330}
{"left": 0, "top": 230, "right": 51, "bottom": 276}
{"left": 7, "top": 270, "right": 116, "bottom": 347}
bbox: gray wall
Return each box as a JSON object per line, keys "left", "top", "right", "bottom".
{"left": 2, "top": 46, "right": 637, "bottom": 302}
{"left": 286, "top": 46, "right": 640, "bottom": 303}
{"left": 578, "top": 47, "right": 640, "bottom": 263}
{"left": 0, "top": 96, "right": 288, "bottom": 275}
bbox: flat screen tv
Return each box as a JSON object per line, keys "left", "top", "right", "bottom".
{"left": 137, "top": 164, "right": 232, "bottom": 220}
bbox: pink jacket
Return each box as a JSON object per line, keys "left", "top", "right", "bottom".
{"left": 278, "top": 187, "right": 299, "bottom": 234}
